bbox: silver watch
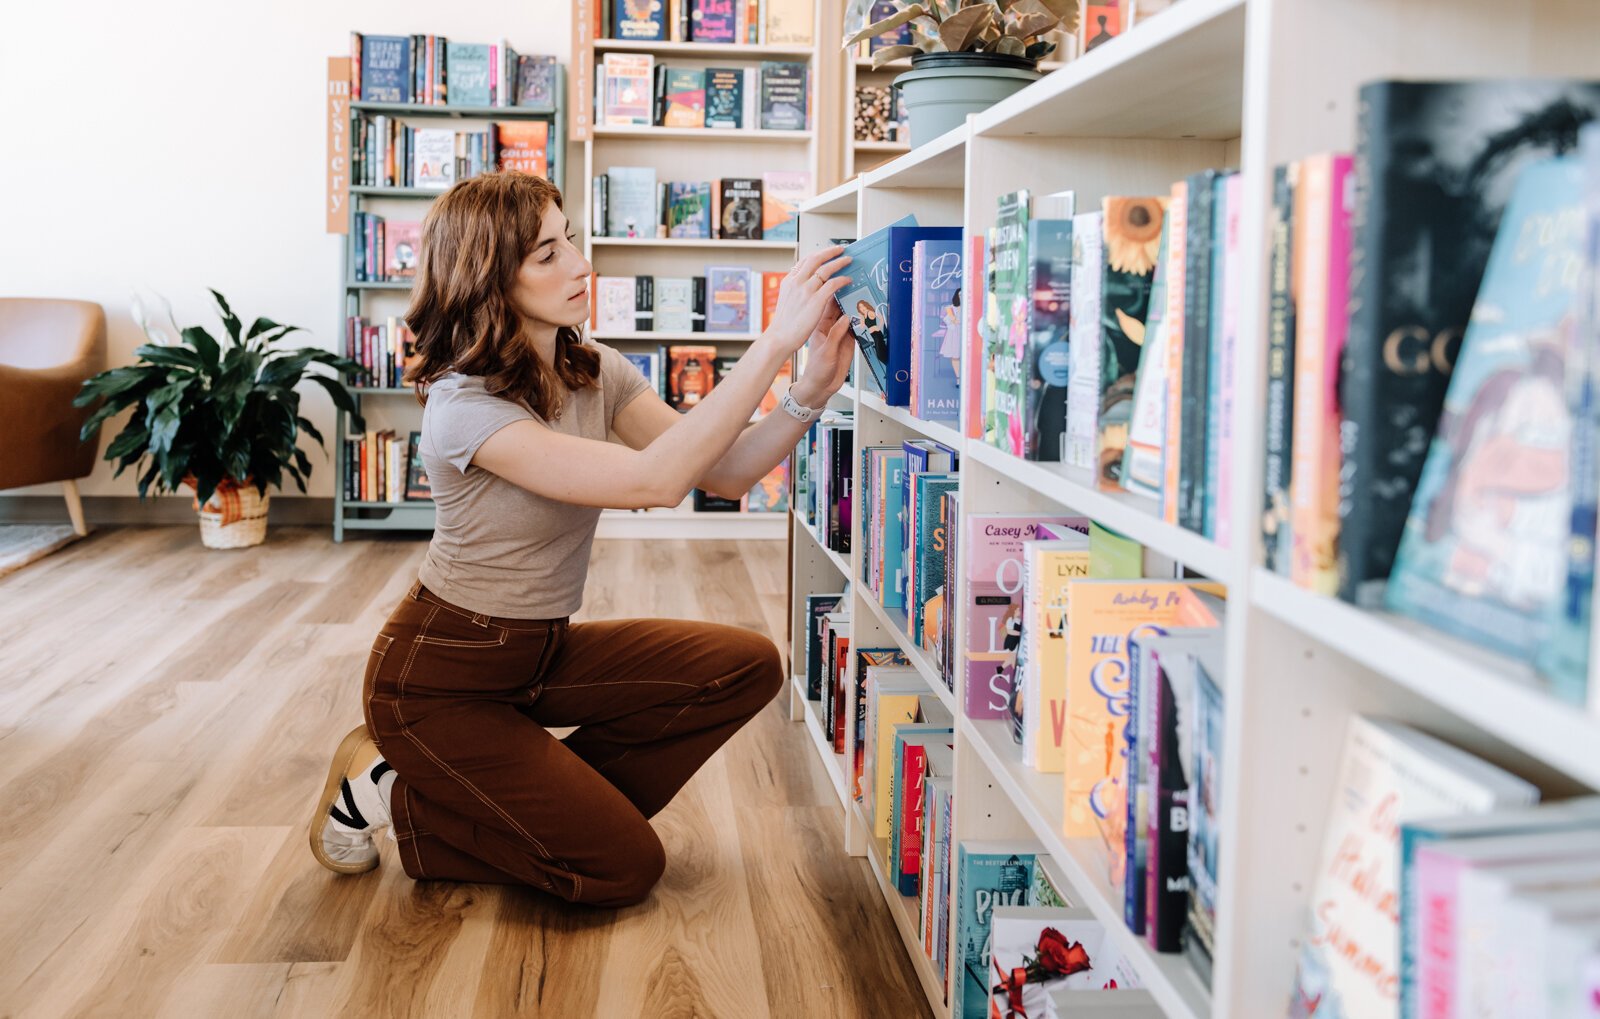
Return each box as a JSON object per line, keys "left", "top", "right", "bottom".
{"left": 779, "top": 385, "right": 824, "bottom": 423}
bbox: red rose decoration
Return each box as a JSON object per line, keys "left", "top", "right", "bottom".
{"left": 1034, "top": 927, "right": 1092, "bottom": 978}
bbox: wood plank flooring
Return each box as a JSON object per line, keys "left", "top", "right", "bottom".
{"left": 0, "top": 527, "right": 934, "bottom": 1019}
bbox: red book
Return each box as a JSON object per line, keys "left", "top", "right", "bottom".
{"left": 496, "top": 121, "right": 549, "bottom": 176}
{"left": 831, "top": 632, "right": 850, "bottom": 752}
{"left": 762, "top": 271, "right": 783, "bottom": 331}
{"left": 898, "top": 743, "right": 928, "bottom": 887}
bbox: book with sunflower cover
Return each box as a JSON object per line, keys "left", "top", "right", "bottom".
{"left": 985, "top": 190, "right": 1031, "bottom": 455}
{"left": 1095, "top": 195, "right": 1166, "bottom": 494}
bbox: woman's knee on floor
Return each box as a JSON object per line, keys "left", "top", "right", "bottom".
{"left": 725, "top": 627, "right": 785, "bottom": 702}
{"left": 573, "top": 820, "right": 667, "bottom": 908}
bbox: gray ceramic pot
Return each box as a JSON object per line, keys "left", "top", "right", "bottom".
{"left": 893, "top": 52, "right": 1042, "bottom": 146}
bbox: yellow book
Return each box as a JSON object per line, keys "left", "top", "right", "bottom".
{"left": 1019, "top": 542, "right": 1090, "bottom": 773}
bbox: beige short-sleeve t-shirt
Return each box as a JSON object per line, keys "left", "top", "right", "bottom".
{"left": 414, "top": 342, "right": 651, "bottom": 619}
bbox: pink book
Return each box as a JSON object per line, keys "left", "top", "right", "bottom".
{"left": 962, "top": 514, "right": 1088, "bottom": 719}
{"left": 1216, "top": 173, "right": 1243, "bottom": 549}
{"left": 1414, "top": 844, "right": 1465, "bottom": 1019}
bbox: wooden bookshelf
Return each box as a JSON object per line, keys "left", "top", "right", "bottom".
{"left": 784, "top": 1, "right": 1600, "bottom": 1017}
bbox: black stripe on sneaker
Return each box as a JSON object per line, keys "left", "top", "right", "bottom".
{"left": 329, "top": 804, "right": 363, "bottom": 829}
{"left": 371, "top": 760, "right": 393, "bottom": 782}
{"left": 337, "top": 778, "right": 369, "bottom": 829}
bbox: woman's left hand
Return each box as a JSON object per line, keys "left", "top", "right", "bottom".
{"left": 791, "top": 314, "right": 855, "bottom": 408}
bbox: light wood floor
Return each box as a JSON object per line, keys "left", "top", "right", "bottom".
{"left": 0, "top": 527, "right": 933, "bottom": 1019}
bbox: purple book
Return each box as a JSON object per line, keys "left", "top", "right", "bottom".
{"left": 690, "top": 0, "right": 736, "bottom": 42}
{"left": 962, "top": 514, "right": 1089, "bottom": 720}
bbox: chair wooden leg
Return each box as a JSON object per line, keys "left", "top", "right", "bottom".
{"left": 62, "top": 479, "right": 88, "bottom": 536}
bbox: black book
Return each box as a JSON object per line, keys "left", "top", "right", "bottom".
{"left": 404, "top": 431, "right": 431, "bottom": 500}
{"left": 691, "top": 275, "right": 707, "bottom": 331}
{"left": 805, "top": 594, "right": 842, "bottom": 701}
{"left": 653, "top": 64, "right": 668, "bottom": 125}
{"left": 1179, "top": 169, "right": 1219, "bottom": 533}
{"left": 1337, "top": 80, "right": 1600, "bottom": 606}
{"left": 759, "top": 61, "right": 808, "bottom": 131}
{"left": 704, "top": 68, "right": 743, "bottom": 129}
{"left": 633, "top": 275, "right": 654, "bottom": 332}
{"left": 717, "top": 177, "right": 763, "bottom": 240}
{"left": 1262, "top": 163, "right": 1297, "bottom": 575}
{"left": 1150, "top": 651, "right": 1193, "bottom": 954}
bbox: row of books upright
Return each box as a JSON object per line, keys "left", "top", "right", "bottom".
{"left": 351, "top": 213, "right": 420, "bottom": 283}
{"left": 350, "top": 32, "right": 557, "bottom": 108}
{"left": 1259, "top": 80, "right": 1600, "bottom": 715}
{"left": 343, "top": 314, "right": 417, "bottom": 389}
{"left": 596, "top": 53, "right": 809, "bottom": 131}
{"left": 352, "top": 115, "right": 550, "bottom": 189}
{"left": 343, "top": 429, "right": 429, "bottom": 503}
{"left": 591, "top": 167, "right": 809, "bottom": 240}
{"left": 601, "top": 0, "right": 813, "bottom": 44}
{"left": 592, "top": 268, "right": 779, "bottom": 336}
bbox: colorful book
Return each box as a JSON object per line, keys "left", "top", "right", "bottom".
{"left": 888, "top": 225, "right": 963, "bottom": 406}
{"left": 404, "top": 431, "right": 430, "bottom": 499}
{"left": 690, "top": 0, "right": 737, "bottom": 42}
{"left": 759, "top": 61, "right": 808, "bottom": 130}
{"left": 1262, "top": 163, "right": 1298, "bottom": 573}
{"left": 985, "top": 190, "right": 1031, "bottom": 455}
{"left": 413, "top": 129, "right": 456, "bottom": 190}
{"left": 360, "top": 35, "right": 411, "bottom": 103}
{"left": 1184, "top": 641, "right": 1225, "bottom": 962}
{"left": 911, "top": 238, "right": 964, "bottom": 423}
{"left": 495, "top": 121, "right": 549, "bottom": 177}
{"left": 666, "top": 181, "right": 711, "bottom": 239}
{"left": 717, "top": 178, "right": 763, "bottom": 240}
{"left": 1337, "top": 80, "right": 1600, "bottom": 608}
{"left": 445, "top": 42, "right": 492, "bottom": 106}
{"left": 1025, "top": 208, "right": 1073, "bottom": 461}
{"left": 706, "top": 266, "right": 753, "bottom": 334}
{"left": 660, "top": 67, "right": 706, "bottom": 127}
{"left": 601, "top": 52, "right": 654, "bottom": 125}
{"left": 1066, "top": 211, "right": 1105, "bottom": 472}
{"left": 1288, "top": 153, "right": 1354, "bottom": 594}
{"left": 761, "top": 171, "right": 810, "bottom": 242}
{"left": 666, "top": 344, "right": 718, "bottom": 407}
{"left": 1288, "top": 717, "right": 1538, "bottom": 1019}
{"left": 383, "top": 221, "right": 422, "bottom": 281}
{"left": 1019, "top": 538, "right": 1091, "bottom": 772}
{"left": 514, "top": 53, "right": 558, "bottom": 107}
{"left": 835, "top": 216, "right": 915, "bottom": 392}
{"left": 704, "top": 67, "right": 744, "bottom": 128}
{"left": 954, "top": 843, "right": 1045, "bottom": 1019}
{"left": 606, "top": 166, "right": 657, "bottom": 239}
{"left": 911, "top": 475, "right": 959, "bottom": 648}
{"left": 966, "top": 231, "right": 990, "bottom": 441}
{"left": 613, "top": 0, "right": 667, "bottom": 39}
{"left": 1386, "top": 155, "right": 1587, "bottom": 662}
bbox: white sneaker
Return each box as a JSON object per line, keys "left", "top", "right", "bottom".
{"left": 308, "top": 725, "right": 394, "bottom": 875}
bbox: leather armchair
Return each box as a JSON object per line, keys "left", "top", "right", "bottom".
{"left": 0, "top": 299, "right": 108, "bottom": 535}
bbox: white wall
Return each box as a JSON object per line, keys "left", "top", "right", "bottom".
{"left": 0, "top": 0, "right": 572, "bottom": 499}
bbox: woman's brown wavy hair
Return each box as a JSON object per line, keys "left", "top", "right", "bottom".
{"left": 403, "top": 171, "right": 600, "bottom": 419}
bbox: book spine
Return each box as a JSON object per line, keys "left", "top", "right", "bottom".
{"left": 1161, "top": 182, "right": 1188, "bottom": 523}
{"left": 1179, "top": 171, "right": 1214, "bottom": 533}
{"left": 898, "top": 744, "right": 927, "bottom": 895}
{"left": 1262, "top": 163, "right": 1297, "bottom": 575}
{"left": 1149, "top": 668, "right": 1190, "bottom": 953}
{"left": 1216, "top": 173, "right": 1242, "bottom": 549}
{"left": 1123, "top": 636, "right": 1145, "bottom": 934}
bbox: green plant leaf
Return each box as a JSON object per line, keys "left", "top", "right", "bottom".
{"left": 132, "top": 344, "right": 201, "bottom": 370}
{"left": 871, "top": 44, "right": 922, "bottom": 67}
{"left": 302, "top": 373, "right": 363, "bottom": 430}
{"left": 74, "top": 365, "right": 163, "bottom": 406}
{"left": 104, "top": 423, "right": 151, "bottom": 462}
{"left": 844, "top": 3, "right": 929, "bottom": 48}
{"left": 182, "top": 326, "right": 221, "bottom": 373}
{"left": 245, "top": 316, "right": 282, "bottom": 340}
{"left": 295, "top": 416, "right": 326, "bottom": 447}
{"left": 210, "top": 288, "right": 242, "bottom": 345}
{"left": 939, "top": 3, "right": 994, "bottom": 51}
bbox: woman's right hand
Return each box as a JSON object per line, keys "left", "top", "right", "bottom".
{"left": 763, "top": 245, "right": 852, "bottom": 356}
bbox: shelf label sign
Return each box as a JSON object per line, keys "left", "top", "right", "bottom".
{"left": 327, "top": 56, "right": 351, "bottom": 234}
{"left": 570, "top": 0, "right": 593, "bottom": 141}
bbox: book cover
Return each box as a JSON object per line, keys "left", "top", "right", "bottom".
{"left": 360, "top": 35, "right": 411, "bottom": 103}
{"left": 1338, "top": 80, "right": 1600, "bottom": 608}
{"left": 888, "top": 225, "right": 963, "bottom": 406}
{"left": 706, "top": 266, "right": 753, "bottom": 333}
{"left": 1025, "top": 214, "right": 1074, "bottom": 461}
{"left": 613, "top": 0, "right": 667, "bottom": 39}
{"left": 1063, "top": 581, "right": 1219, "bottom": 861}
{"left": 966, "top": 232, "right": 988, "bottom": 441}
{"left": 633, "top": 276, "right": 654, "bottom": 332}
{"left": 1386, "top": 156, "right": 1586, "bottom": 663}
{"left": 690, "top": 0, "right": 737, "bottom": 42}
{"left": 912, "top": 475, "right": 959, "bottom": 648}
{"left": 1287, "top": 717, "right": 1538, "bottom": 1019}
{"left": 892, "top": 730, "right": 954, "bottom": 894}
{"left": 445, "top": 42, "right": 492, "bottom": 106}
{"left": 1262, "top": 163, "right": 1298, "bottom": 574}
{"left": 606, "top": 166, "right": 657, "bottom": 239}
{"left": 654, "top": 277, "right": 694, "bottom": 332}
{"left": 667, "top": 344, "right": 718, "bottom": 408}
{"left": 1094, "top": 196, "right": 1166, "bottom": 495}
{"left": 383, "top": 221, "right": 422, "bottom": 281}
{"left": 413, "top": 129, "right": 456, "bottom": 190}
{"left": 1066, "top": 211, "right": 1105, "bottom": 471}
{"left": 805, "top": 593, "right": 844, "bottom": 700}
{"left": 912, "top": 238, "right": 964, "bottom": 423}
{"left": 761, "top": 170, "right": 811, "bottom": 242}
{"left": 1020, "top": 539, "right": 1091, "bottom": 773}
{"left": 1158, "top": 180, "right": 1188, "bottom": 520}
{"left": 765, "top": 0, "right": 814, "bottom": 43}
{"left": 1289, "top": 153, "right": 1354, "bottom": 594}
{"left": 963, "top": 515, "right": 1087, "bottom": 721}
{"left": 515, "top": 53, "right": 558, "bottom": 107}
{"left": 666, "top": 181, "right": 711, "bottom": 239}
{"left": 602, "top": 53, "right": 654, "bottom": 125}
{"left": 761, "top": 272, "right": 783, "bottom": 332}
{"left": 1185, "top": 643, "right": 1225, "bottom": 962}
{"left": 717, "top": 178, "right": 763, "bottom": 240}
{"left": 594, "top": 276, "right": 636, "bottom": 334}
{"left": 1177, "top": 170, "right": 1218, "bottom": 531}
{"left": 985, "top": 191, "right": 1031, "bottom": 455}
{"left": 495, "top": 121, "right": 549, "bottom": 177}
{"left": 704, "top": 67, "right": 744, "bottom": 128}
{"left": 835, "top": 215, "right": 916, "bottom": 392}
{"left": 759, "top": 61, "right": 808, "bottom": 131}
{"left": 1082, "top": 1, "right": 1121, "bottom": 51}
{"left": 868, "top": 679, "right": 935, "bottom": 832}
{"left": 404, "top": 431, "right": 431, "bottom": 500}
{"left": 661, "top": 67, "right": 706, "bottom": 127}
{"left": 954, "top": 844, "right": 1044, "bottom": 1019}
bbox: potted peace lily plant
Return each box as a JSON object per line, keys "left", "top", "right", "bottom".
{"left": 846, "top": 0, "right": 1079, "bottom": 146}
{"left": 74, "top": 289, "right": 365, "bottom": 549}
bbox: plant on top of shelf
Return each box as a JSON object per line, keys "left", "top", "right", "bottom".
{"left": 844, "top": 0, "right": 1078, "bottom": 146}
{"left": 74, "top": 289, "right": 366, "bottom": 549}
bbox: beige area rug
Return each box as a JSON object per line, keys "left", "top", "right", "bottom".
{"left": 0, "top": 524, "right": 83, "bottom": 579}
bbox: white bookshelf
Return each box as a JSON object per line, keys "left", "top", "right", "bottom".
{"left": 783, "top": 1, "right": 1600, "bottom": 1017}
{"left": 578, "top": 10, "right": 825, "bottom": 539}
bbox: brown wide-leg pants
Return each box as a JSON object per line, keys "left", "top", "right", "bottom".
{"left": 363, "top": 580, "right": 785, "bottom": 908}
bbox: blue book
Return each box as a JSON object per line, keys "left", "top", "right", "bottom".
{"left": 1202, "top": 173, "right": 1232, "bottom": 538}
{"left": 835, "top": 215, "right": 917, "bottom": 393}
{"left": 1024, "top": 215, "right": 1073, "bottom": 461}
{"left": 913, "top": 238, "right": 964, "bottom": 423}
{"left": 899, "top": 441, "right": 958, "bottom": 608}
{"left": 882, "top": 452, "right": 907, "bottom": 611}
{"left": 360, "top": 35, "right": 411, "bottom": 103}
{"left": 886, "top": 225, "right": 963, "bottom": 406}
{"left": 912, "top": 474, "right": 958, "bottom": 646}
{"left": 953, "top": 843, "right": 1042, "bottom": 1019}
{"left": 706, "top": 266, "right": 753, "bottom": 333}
{"left": 613, "top": 0, "right": 667, "bottom": 39}
{"left": 445, "top": 43, "right": 492, "bottom": 106}
{"left": 1386, "top": 156, "right": 1587, "bottom": 661}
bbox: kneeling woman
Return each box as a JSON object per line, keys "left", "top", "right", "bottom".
{"left": 308, "top": 172, "right": 852, "bottom": 907}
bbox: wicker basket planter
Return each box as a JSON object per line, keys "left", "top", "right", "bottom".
{"left": 189, "top": 477, "right": 270, "bottom": 549}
